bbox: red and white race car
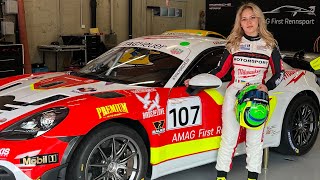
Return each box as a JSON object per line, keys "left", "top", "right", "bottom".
{"left": 0, "top": 34, "right": 319, "bottom": 180}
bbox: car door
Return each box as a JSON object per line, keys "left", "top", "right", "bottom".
{"left": 163, "top": 47, "right": 229, "bottom": 169}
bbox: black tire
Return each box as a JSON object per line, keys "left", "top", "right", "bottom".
{"left": 66, "top": 122, "right": 148, "bottom": 180}
{"left": 274, "top": 95, "right": 320, "bottom": 155}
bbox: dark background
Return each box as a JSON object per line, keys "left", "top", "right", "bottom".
{"left": 206, "top": 0, "right": 320, "bottom": 52}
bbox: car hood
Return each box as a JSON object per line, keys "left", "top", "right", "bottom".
{"left": 0, "top": 72, "right": 140, "bottom": 124}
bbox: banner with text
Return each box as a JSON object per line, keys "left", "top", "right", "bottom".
{"left": 206, "top": 0, "right": 320, "bottom": 52}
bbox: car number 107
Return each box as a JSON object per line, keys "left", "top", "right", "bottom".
{"left": 167, "top": 97, "right": 202, "bottom": 130}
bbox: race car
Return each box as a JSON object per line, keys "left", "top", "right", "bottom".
{"left": 0, "top": 33, "right": 319, "bottom": 180}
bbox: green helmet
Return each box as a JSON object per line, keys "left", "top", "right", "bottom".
{"left": 235, "top": 84, "right": 269, "bottom": 130}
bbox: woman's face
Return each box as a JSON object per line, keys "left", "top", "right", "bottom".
{"left": 240, "top": 8, "right": 259, "bottom": 36}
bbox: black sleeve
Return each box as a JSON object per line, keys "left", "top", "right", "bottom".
{"left": 266, "top": 47, "right": 285, "bottom": 91}
{"left": 210, "top": 49, "right": 233, "bottom": 78}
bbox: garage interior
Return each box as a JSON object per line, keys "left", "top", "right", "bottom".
{"left": 0, "top": 0, "right": 320, "bottom": 180}
{"left": 0, "top": 0, "right": 205, "bottom": 75}
{"left": 0, "top": 0, "right": 319, "bottom": 74}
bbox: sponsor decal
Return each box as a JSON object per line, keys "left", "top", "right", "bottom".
{"left": 208, "top": 3, "right": 232, "bottom": 10}
{"left": 213, "top": 41, "right": 225, "bottom": 45}
{"left": 266, "top": 125, "right": 280, "bottom": 136}
{"left": 172, "top": 61, "right": 188, "bottom": 80}
{"left": 96, "top": 103, "right": 129, "bottom": 119}
{"left": 123, "top": 41, "right": 167, "bottom": 49}
{"left": 288, "top": 131, "right": 300, "bottom": 154}
{"left": 163, "top": 32, "right": 200, "bottom": 36}
{"left": 180, "top": 42, "right": 190, "bottom": 46}
{"left": 238, "top": 69, "right": 260, "bottom": 76}
{"left": 234, "top": 57, "right": 268, "bottom": 65}
{"left": 20, "top": 153, "right": 59, "bottom": 165}
{"left": 130, "top": 88, "right": 157, "bottom": 94}
{"left": 152, "top": 120, "right": 165, "bottom": 135}
{"left": 256, "top": 45, "right": 267, "bottom": 51}
{"left": 0, "top": 148, "right": 10, "bottom": 158}
{"left": 0, "top": 118, "right": 7, "bottom": 123}
{"left": 167, "top": 97, "right": 202, "bottom": 130}
{"left": 283, "top": 69, "right": 300, "bottom": 80}
{"left": 170, "top": 48, "right": 184, "bottom": 55}
{"left": 240, "top": 44, "right": 251, "bottom": 51}
{"left": 135, "top": 92, "right": 165, "bottom": 119}
{"left": 172, "top": 127, "right": 221, "bottom": 143}
{"left": 286, "top": 71, "right": 306, "bottom": 86}
{"left": 73, "top": 87, "right": 97, "bottom": 93}
{"left": 144, "top": 35, "right": 182, "bottom": 39}
{"left": 264, "top": 5, "right": 316, "bottom": 26}
{"left": 32, "top": 75, "right": 98, "bottom": 90}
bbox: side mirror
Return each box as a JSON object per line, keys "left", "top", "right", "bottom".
{"left": 186, "top": 73, "right": 222, "bottom": 95}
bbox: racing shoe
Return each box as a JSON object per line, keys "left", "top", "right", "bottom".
{"left": 248, "top": 171, "right": 258, "bottom": 180}
{"left": 216, "top": 171, "right": 227, "bottom": 180}
{"left": 216, "top": 178, "right": 226, "bottom": 180}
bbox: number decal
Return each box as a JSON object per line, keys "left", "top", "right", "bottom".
{"left": 167, "top": 97, "right": 202, "bottom": 130}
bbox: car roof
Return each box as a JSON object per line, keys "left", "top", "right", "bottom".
{"left": 117, "top": 35, "right": 226, "bottom": 61}
{"left": 162, "top": 29, "right": 227, "bottom": 39}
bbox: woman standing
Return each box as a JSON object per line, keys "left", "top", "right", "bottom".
{"left": 211, "top": 2, "right": 284, "bottom": 180}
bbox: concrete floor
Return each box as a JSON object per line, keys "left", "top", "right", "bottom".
{"left": 157, "top": 137, "right": 320, "bottom": 180}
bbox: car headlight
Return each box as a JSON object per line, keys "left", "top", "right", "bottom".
{"left": 0, "top": 107, "right": 69, "bottom": 140}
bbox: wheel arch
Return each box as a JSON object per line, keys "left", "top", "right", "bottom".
{"left": 267, "top": 89, "right": 320, "bottom": 148}
{"left": 271, "top": 89, "right": 320, "bottom": 154}
{"left": 301, "top": 90, "right": 320, "bottom": 110}
{"left": 66, "top": 118, "right": 153, "bottom": 178}
{"left": 107, "top": 118, "right": 153, "bottom": 178}
{"left": 281, "top": 90, "right": 320, "bottom": 136}
{"left": 288, "top": 90, "right": 320, "bottom": 110}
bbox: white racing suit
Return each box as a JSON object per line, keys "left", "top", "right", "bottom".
{"left": 211, "top": 34, "right": 284, "bottom": 173}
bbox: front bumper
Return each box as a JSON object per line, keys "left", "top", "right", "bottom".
{"left": 0, "top": 161, "right": 29, "bottom": 180}
{"left": 0, "top": 136, "right": 74, "bottom": 180}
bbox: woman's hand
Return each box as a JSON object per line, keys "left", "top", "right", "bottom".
{"left": 184, "top": 79, "right": 190, "bottom": 87}
{"left": 257, "top": 84, "right": 268, "bottom": 92}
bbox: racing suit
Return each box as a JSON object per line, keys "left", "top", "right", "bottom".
{"left": 211, "top": 34, "right": 284, "bottom": 173}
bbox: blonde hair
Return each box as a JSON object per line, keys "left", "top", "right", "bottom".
{"left": 226, "top": 2, "right": 277, "bottom": 52}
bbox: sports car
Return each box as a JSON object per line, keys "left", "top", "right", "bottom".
{"left": 0, "top": 33, "right": 319, "bottom": 180}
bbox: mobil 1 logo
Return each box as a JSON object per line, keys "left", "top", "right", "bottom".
{"left": 20, "top": 153, "right": 59, "bottom": 165}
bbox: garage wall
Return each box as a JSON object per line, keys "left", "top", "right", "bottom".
{"left": 59, "top": 0, "right": 89, "bottom": 35}
{"left": 23, "top": 0, "right": 205, "bottom": 69}
{"left": 134, "top": 0, "right": 205, "bottom": 36}
{"left": 186, "top": 0, "right": 206, "bottom": 29}
{"left": 112, "top": 0, "right": 129, "bottom": 43}
{"left": 96, "top": 0, "right": 111, "bottom": 35}
{"left": 24, "top": 0, "right": 95, "bottom": 68}
{"left": 24, "top": 0, "right": 60, "bottom": 66}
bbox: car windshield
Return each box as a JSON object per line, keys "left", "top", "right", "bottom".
{"left": 76, "top": 47, "right": 183, "bottom": 87}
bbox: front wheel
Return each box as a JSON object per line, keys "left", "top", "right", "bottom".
{"left": 274, "top": 95, "right": 320, "bottom": 155}
{"left": 67, "top": 122, "right": 148, "bottom": 180}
